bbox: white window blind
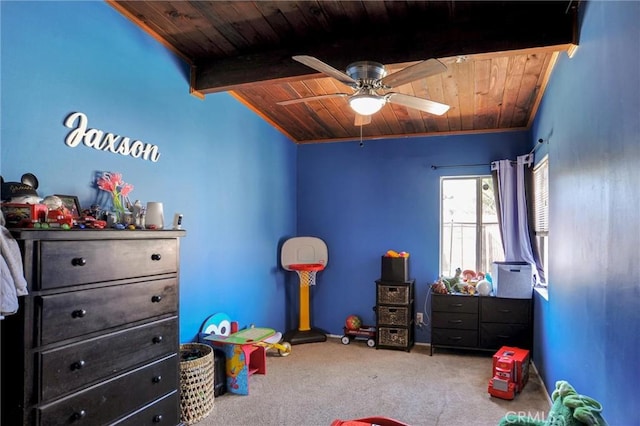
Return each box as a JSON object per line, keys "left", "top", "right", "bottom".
{"left": 533, "top": 156, "right": 549, "bottom": 235}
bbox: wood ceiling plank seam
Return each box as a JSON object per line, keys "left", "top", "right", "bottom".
{"left": 487, "top": 56, "right": 510, "bottom": 130}
{"left": 407, "top": 80, "right": 430, "bottom": 133}
{"left": 305, "top": 78, "right": 352, "bottom": 137}
{"left": 441, "top": 66, "right": 463, "bottom": 132}
{"left": 526, "top": 51, "right": 560, "bottom": 129}
{"left": 512, "top": 52, "right": 547, "bottom": 127}
{"left": 270, "top": 1, "right": 318, "bottom": 40}
{"left": 252, "top": 2, "right": 299, "bottom": 44}
{"left": 473, "top": 58, "right": 494, "bottom": 130}
{"left": 422, "top": 73, "right": 450, "bottom": 133}
{"left": 230, "top": 90, "right": 301, "bottom": 143}
{"left": 498, "top": 55, "right": 528, "bottom": 128}
{"left": 188, "top": 2, "right": 253, "bottom": 52}
{"left": 297, "top": 1, "right": 334, "bottom": 33}
{"left": 212, "top": 2, "right": 275, "bottom": 50}
{"left": 280, "top": 81, "right": 340, "bottom": 140}
{"left": 227, "top": 2, "right": 282, "bottom": 44}
{"left": 450, "top": 59, "right": 475, "bottom": 131}
{"left": 174, "top": 3, "right": 239, "bottom": 56}
{"left": 158, "top": 1, "right": 228, "bottom": 57}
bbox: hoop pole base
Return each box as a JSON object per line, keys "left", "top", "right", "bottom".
{"left": 283, "top": 328, "right": 327, "bottom": 345}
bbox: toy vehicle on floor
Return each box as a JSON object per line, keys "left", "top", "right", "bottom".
{"left": 341, "top": 325, "right": 376, "bottom": 348}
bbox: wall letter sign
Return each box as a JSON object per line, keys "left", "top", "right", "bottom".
{"left": 63, "top": 112, "right": 161, "bottom": 162}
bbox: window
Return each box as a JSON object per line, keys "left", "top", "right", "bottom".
{"left": 532, "top": 156, "right": 549, "bottom": 285}
{"left": 440, "top": 176, "right": 504, "bottom": 278}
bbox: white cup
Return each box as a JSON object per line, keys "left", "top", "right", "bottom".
{"left": 145, "top": 202, "right": 164, "bottom": 229}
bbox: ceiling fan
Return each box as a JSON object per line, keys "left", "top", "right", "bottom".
{"left": 277, "top": 55, "right": 450, "bottom": 126}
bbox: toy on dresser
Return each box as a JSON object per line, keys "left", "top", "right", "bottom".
{"left": 0, "top": 173, "right": 48, "bottom": 227}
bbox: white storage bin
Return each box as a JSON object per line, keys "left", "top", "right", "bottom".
{"left": 492, "top": 262, "right": 533, "bottom": 299}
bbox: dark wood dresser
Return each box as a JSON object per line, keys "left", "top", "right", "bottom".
{"left": 430, "top": 293, "right": 532, "bottom": 355}
{"left": 1, "top": 229, "right": 185, "bottom": 425}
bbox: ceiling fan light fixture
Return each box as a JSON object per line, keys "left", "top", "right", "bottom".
{"left": 349, "top": 94, "right": 385, "bottom": 116}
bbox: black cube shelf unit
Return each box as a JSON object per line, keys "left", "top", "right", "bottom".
{"left": 375, "top": 279, "right": 415, "bottom": 352}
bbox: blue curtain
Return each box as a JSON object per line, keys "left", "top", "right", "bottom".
{"left": 492, "top": 154, "right": 545, "bottom": 283}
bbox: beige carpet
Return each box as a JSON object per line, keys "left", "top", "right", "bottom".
{"left": 192, "top": 338, "right": 550, "bottom": 426}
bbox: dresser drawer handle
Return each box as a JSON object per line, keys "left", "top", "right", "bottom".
{"left": 450, "top": 303, "right": 463, "bottom": 308}
{"left": 448, "top": 336, "right": 463, "bottom": 341}
{"left": 71, "top": 309, "right": 87, "bottom": 318}
{"left": 152, "top": 335, "right": 163, "bottom": 344}
{"left": 71, "top": 257, "right": 87, "bottom": 266}
{"left": 448, "top": 320, "right": 463, "bottom": 324}
{"left": 71, "top": 410, "right": 86, "bottom": 421}
{"left": 153, "top": 414, "right": 163, "bottom": 423}
{"left": 499, "top": 309, "right": 512, "bottom": 313}
{"left": 151, "top": 295, "right": 163, "bottom": 303}
{"left": 152, "top": 375, "right": 162, "bottom": 383}
{"left": 151, "top": 253, "right": 162, "bottom": 261}
{"left": 497, "top": 334, "right": 511, "bottom": 339}
{"left": 71, "top": 360, "right": 86, "bottom": 370}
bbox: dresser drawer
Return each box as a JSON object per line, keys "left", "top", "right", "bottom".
{"left": 39, "top": 278, "right": 177, "bottom": 345}
{"left": 431, "top": 312, "right": 477, "bottom": 330}
{"left": 113, "top": 391, "right": 180, "bottom": 426}
{"left": 480, "top": 297, "right": 530, "bottom": 324}
{"left": 40, "top": 317, "right": 178, "bottom": 401}
{"left": 38, "top": 355, "right": 177, "bottom": 426}
{"left": 431, "top": 328, "right": 478, "bottom": 348}
{"left": 479, "top": 323, "right": 530, "bottom": 349}
{"left": 39, "top": 239, "right": 178, "bottom": 290}
{"left": 431, "top": 294, "right": 478, "bottom": 314}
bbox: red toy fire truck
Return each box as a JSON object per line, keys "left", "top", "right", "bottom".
{"left": 488, "top": 346, "right": 530, "bottom": 400}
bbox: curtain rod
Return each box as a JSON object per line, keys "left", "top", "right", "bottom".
{"left": 431, "top": 138, "right": 547, "bottom": 170}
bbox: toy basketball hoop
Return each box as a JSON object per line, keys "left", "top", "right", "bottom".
{"left": 288, "top": 263, "right": 325, "bottom": 287}
{"left": 280, "top": 237, "right": 328, "bottom": 344}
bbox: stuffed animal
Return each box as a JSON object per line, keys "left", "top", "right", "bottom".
{"left": 499, "top": 380, "right": 607, "bottom": 426}
{"left": 0, "top": 173, "right": 41, "bottom": 204}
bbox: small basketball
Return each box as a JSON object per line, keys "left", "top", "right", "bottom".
{"left": 345, "top": 315, "right": 362, "bottom": 330}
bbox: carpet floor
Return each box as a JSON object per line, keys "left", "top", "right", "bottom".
{"left": 191, "top": 338, "right": 550, "bottom": 426}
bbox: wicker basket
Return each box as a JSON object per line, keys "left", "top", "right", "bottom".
{"left": 179, "top": 343, "right": 215, "bottom": 425}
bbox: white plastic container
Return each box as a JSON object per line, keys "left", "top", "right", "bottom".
{"left": 492, "top": 261, "right": 533, "bottom": 299}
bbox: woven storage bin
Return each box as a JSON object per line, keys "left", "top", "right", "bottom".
{"left": 180, "top": 343, "right": 215, "bottom": 425}
{"left": 377, "top": 285, "right": 409, "bottom": 305}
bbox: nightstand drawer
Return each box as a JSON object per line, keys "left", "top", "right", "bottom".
{"left": 40, "top": 317, "right": 178, "bottom": 401}
{"left": 38, "top": 355, "right": 177, "bottom": 426}
{"left": 431, "top": 312, "right": 477, "bottom": 330}
{"left": 39, "top": 278, "right": 177, "bottom": 345}
{"left": 431, "top": 294, "right": 478, "bottom": 313}
{"left": 432, "top": 328, "right": 478, "bottom": 348}
{"left": 480, "top": 297, "right": 530, "bottom": 324}
{"left": 39, "top": 239, "right": 178, "bottom": 290}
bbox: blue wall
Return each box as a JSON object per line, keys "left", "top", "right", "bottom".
{"left": 297, "top": 133, "right": 529, "bottom": 342}
{"left": 0, "top": 1, "right": 297, "bottom": 342}
{"left": 2, "top": 2, "right": 638, "bottom": 424}
{"left": 530, "top": 2, "right": 639, "bottom": 425}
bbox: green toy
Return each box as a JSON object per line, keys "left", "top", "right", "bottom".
{"left": 499, "top": 381, "right": 607, "bottom": 426}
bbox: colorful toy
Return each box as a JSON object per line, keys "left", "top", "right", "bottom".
{"left": 384, "top": 250, "right": 410, "bottom": 258}
{"left": 488, "top": 346, "right": 530, "bottom": 400}
{"left": 341, "top": 325, "right": 376, "bottom": 348}
{"left": 345, "top": 314, "right": 362, "bottom": 330}
{"left": 498, "top": 380, "right": 607, "bottom": 426}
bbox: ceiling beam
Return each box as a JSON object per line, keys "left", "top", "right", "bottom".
{"left": 193, "top": 2, "right": 578, "bottom": 94}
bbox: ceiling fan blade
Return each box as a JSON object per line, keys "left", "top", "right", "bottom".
{"left": 277, "top": 93, "right": 349, "bottom": 106}
{"left": 354, "top": 114, "right": 372, "bottom": 126}
{"left": 292, "top": 55, "right": 357, "bottom": 86}
{"left": 387, "top": 93, "right": 450, "bottom": 115}
{"left": 380, "top": 59, "right": 447, "bottom": 88}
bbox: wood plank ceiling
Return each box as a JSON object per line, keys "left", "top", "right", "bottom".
{"left": 109, "top": 1, "right": 579, "bottom": 144}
